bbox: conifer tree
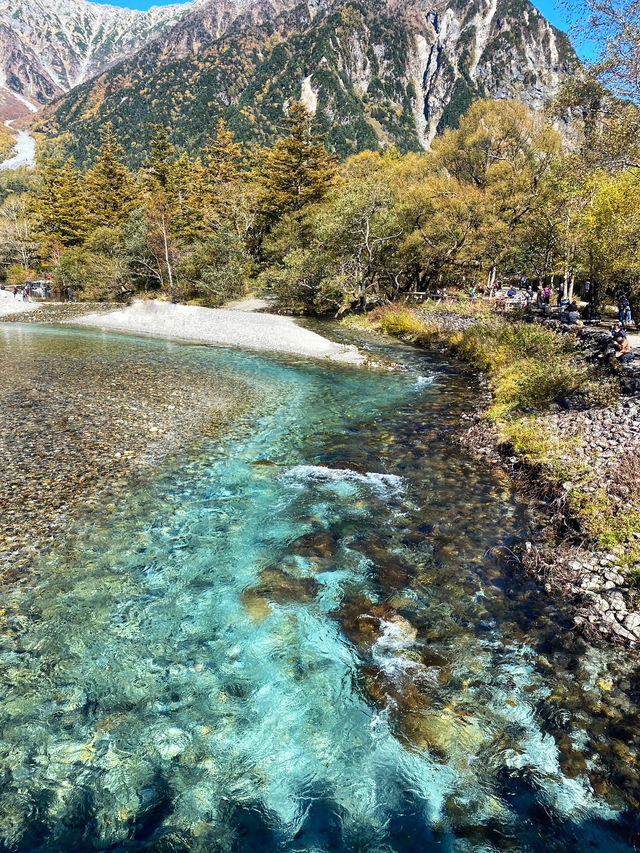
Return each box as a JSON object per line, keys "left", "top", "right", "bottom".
{"left": 144, "top": 124, "right": 176, "bottom": 191}
{"left": 195, "top": 119, "right": 246, "bottom": 233}
{"left": 169, "top": 152, "right": 202, "bottom": 241}
{"left": 141, "top": 125, "right": 179, "bottom": 293}
{"left": 29, "top": 156, "right": 88, "bottom": 258}
{"left": 257, "top": 102, "right": 336, "bottom": 232}
{"left": 86, "top": 127, "right": 137, "bottom": 228}
{"left": 203, "top": 119, "right": 244, "bottom": 187}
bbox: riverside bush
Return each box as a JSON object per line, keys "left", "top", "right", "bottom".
{"left": 370, "top": 307, "right": 585, "bottom": 417}
{"left": 570, "top": 488, "right": 640, "bottom": 551}
{"left": 498, "top": 418, "right": 588, "bottom": 481}
{"left": 447, "top": 321, "right": 584, "bottom": 417}
{"left": 369, "top": 306, "right": 442, "bottom": 344}
{"left": 487, "top": 359, "right": 583, "bottom": 419}
{"left": 418, "top": 298, "right": 493, "bottom": 319}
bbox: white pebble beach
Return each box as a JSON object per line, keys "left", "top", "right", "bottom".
{"left": 70, "top": 299, "right": 366, "bottom": 364}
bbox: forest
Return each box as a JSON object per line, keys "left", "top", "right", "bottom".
{"left": 1, "top": 65, "right": 639, "bottom": 316}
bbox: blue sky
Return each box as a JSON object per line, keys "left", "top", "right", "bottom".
{"left": 95, "top": 0, "right": 591, "bottom": 59}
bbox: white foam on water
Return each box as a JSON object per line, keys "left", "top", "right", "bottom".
{"left": 281, "top": 464, "right": 406, "bottom": 500}
{"left": 414, "top": 374, "right": 435, "bottom": 389}
{"left": 371, "top": 617, "right": 422, "bottom": 683}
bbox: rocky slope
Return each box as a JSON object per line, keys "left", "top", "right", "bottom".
{"left": 37, "top": 0, "right": 580, "bottom": 163}
{"left": 0, "top": 0, "right": 214, "bottom": 104}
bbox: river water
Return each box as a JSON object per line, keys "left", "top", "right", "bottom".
{"left": 0, "top": 120, "right": 36, "bottom": 172}
{"left": 0, "top": 325, "right": 639, "bottom": 852}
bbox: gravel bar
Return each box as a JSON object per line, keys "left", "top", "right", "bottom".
{"left": 71, "top": 300, "right": 366, "bottom": 364}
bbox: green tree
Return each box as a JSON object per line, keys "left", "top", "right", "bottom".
{"left": 431, "top": 100, "right": 561, "bottom": 285}
{"left": 86, "top": 128, "right": 138, "bottom": 228}
{"left": 257, "top": 102, "right": 336, "bottom": 234}
{"left": 29, "top": 157, "right": 88, "bottom": 260}
{"left": 203, "top": 119, "right": 244, "bottom": 187}
{"left": 192, "top": 120, "right": 247, "bottom": 234}
{"left": 176, "top": 225, "right": 249, "bottom": 304}
{"left": 140, "top": 126, "right": 180, "bottom": 293}
{"left": 578, "top": 170, "right": 640, "bottom": 299}
{"left": 53, "top": 228, "right": 128, "bottom": 300}
{"left": 263, "top": 151, "right": 403, "bottom": 313}
{"left": 143, "top": 124, "right": 176, "bottom": 191}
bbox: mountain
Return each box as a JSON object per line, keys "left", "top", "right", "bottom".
{"left": 37, "top": 0, "right": 579, "bottom": 163}
{"left": 0, "top": 0, "right": 212, "bottom": 104}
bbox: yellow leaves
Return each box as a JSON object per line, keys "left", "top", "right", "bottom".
{"left": 578, "top": 168, "right": 640, "bottom": 277}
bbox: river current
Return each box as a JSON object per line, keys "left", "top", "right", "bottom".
{"left": 1, "top": 325, "right": 639, "bottom": 852}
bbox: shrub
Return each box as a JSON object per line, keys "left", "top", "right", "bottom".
{"left": 418, "top": 297, "right": 492, "bottom": 319}
{"left": 581, "top": 378, "right": 620, "bottom": 409}
{"left": 367, "top": 305, "right": 443, "bottom": 344}
{"left": 569, "top": 488, "right": 640, "bottom": 550}
{"left": 498, "top": 417, "right": 588, "bottom": 480}
{"left": 6, "top": 264, "right": 36, "bottom": 285}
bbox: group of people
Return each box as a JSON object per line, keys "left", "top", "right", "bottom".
{"left": 12, "top": 284, "right": 31, "bottom": 301}
{"left": 610, "top": 322, "right": 633, "bottom": 361}
{"left": 465, "top": 280, "right": 636, "bottom": 363}
{"left": 10, "top": 282, "right": 52, "bottom": 301}
{"left": 618, "top": 293, "right": 633, "bottom": 328}
{"left": 609, "top": 293, "right": 634, "bottom": 362}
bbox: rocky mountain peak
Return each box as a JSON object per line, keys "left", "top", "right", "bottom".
{"left": 18, "top": 0, "right": 580, "bottom": 164}
{"left": 0, "top": 0, "right": 209, "bottom": 102}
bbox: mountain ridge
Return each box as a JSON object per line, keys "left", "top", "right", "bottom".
{"left": 0, "top": 0, "right": 214, "bottom": 103}
{"left": 35, "top": 0, "right": 579, "bottom": 163}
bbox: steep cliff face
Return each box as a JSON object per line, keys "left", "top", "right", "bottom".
{"left": 401, "top": 0, "right": 576, "bottom": 144}
{"left": 0, "top": 24, "right": 59, "bottom": 103}
{"left": 35, "top": 0, "right": 580, "bottom": 163}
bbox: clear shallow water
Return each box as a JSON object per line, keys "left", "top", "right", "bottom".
{"left": 1, "top": 327, "right": 640, "bottom": 852}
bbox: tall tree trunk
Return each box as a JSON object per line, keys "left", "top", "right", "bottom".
{"left": 487, "top": 265, "right": 496, "bottom": 289}
{"left": 161, "top": 209, "right": 174, "bottom": 294}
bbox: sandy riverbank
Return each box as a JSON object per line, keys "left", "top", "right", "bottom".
{"left": 0, "top": 291, "right": 40, "bottom": 316}
{"left": 71, "top": 300, "right": 366, "bottom": 364}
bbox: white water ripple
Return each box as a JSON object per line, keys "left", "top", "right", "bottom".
{"left": 280, "top": 464, "right": 406, "bottom": 500}
{"left": 414, "top": 373, "right": 436, "bottom": 389}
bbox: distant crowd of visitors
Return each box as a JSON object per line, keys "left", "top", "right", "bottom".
{"left": 430, "top": 277, "right": 636, "bottom": 365}
{"left": 4, "top": 282, "right": 75, "bottom": 302}
{"left": 8, "top": 282, "right": 51, "bottom": 301}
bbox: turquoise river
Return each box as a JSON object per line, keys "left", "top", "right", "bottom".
{"left": 1, "top": 323, "right": 640, "bottom": 852}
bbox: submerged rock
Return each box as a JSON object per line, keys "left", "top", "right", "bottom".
{"left": 349, "top": 539, "right": 417, "bottom": 589}
{"left": 242, "top": 589, "right": 272, "bottom": 622}
{"left": 287, "top": 530, "right": 338, "bottom": 559}
{"left": 253, "top": 567, "right": 319, "bottom": 604}
{"left": 153, "top": 727, "right": 192, "bottom": 760}
{"left": 325, "top": 460, "right": 368, "bottom": 474}
{"left": 401, "top": 708, "right": 486, "bottom": 758}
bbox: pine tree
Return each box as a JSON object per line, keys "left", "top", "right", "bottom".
{"left": 203, "top": 119, "right": 244, "bottom": 187}
{"left": 86, "top": 127, "right": 137, "bottom": 228}
{"left": 143, "top": 124, "right": 176, "bottom": 191}
{"left": 169, "top": 152, "right": 203, "bottom": 241}
{"left": 195, "top": 119, "right": 246, "bottom": 233}
{"left": 257, "top": 102, "right": 336, "bottom": 231}
{"left": 29, "top": 157, "right": 89, "bottom": 258}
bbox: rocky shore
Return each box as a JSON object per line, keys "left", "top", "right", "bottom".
{"left": 383, "top": 304, "right": 640, "bottom": 646}
{"left": 463, "top": 399, "right": 640, "bottom": 646}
